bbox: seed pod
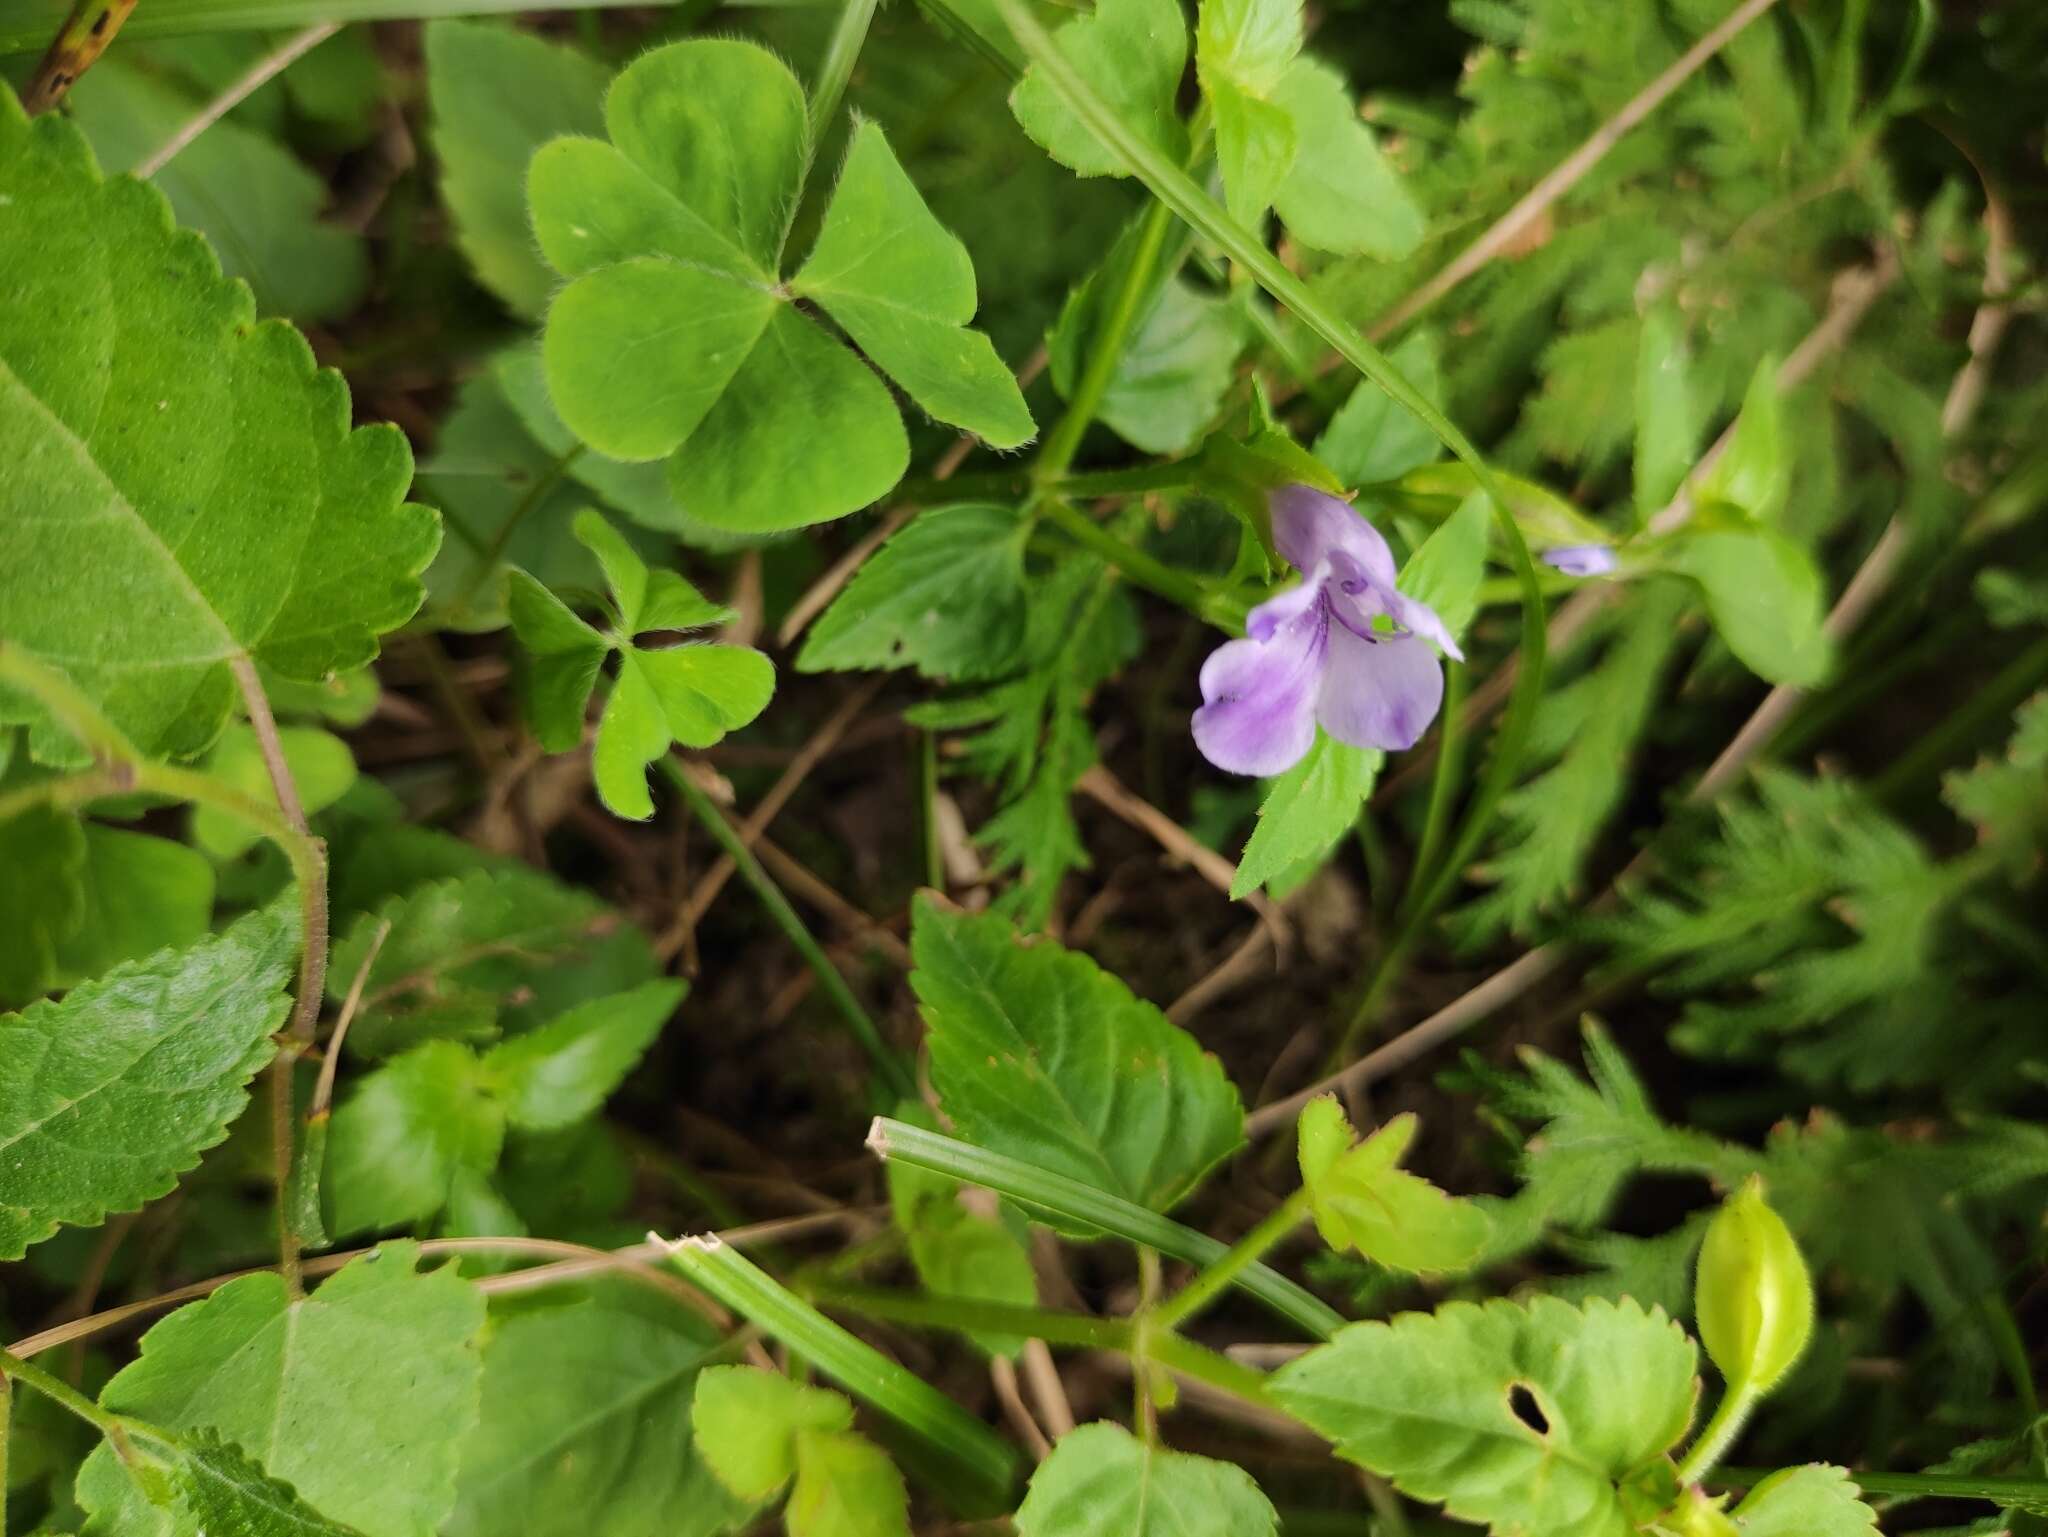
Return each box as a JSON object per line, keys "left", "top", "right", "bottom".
{"left": 1695, "top": 1177, "right": 1814, "bottom": 1395}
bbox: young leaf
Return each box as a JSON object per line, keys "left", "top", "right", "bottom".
{"left": 1726, "top": 1465, "right": 1879, "bottom": 1536}
{"left": 324, "top": 1041, "right": 507, "bottom": 1237}
{"left": 798, "top": 504, "right": 1031, "bottom": 681}
{"left": 483, "top": 978, "right": 682, "bottom": 1131}
{"left": 1315, "top": 333, "right": 1444, "bottom": 487}
{"left": 79, "top": 1243, "right": 484, "bottom": 1537}
{"left": 0, "top": 93, "right": 438, "bottom": 766}
{"left": 1269, "top": 1296, "right": 1700, "bottom": 1537}
{"left": 446, "top": 1287, "right": 743, "bottom": 1537}
{"left": 1698, "top": 359, "right": 1789, "bottom": 525}
{"left": 1015, "top": 1422, "right": 1278, "bottom": 1537}
{"left": 1397, "top": 489, "right": 1491, "bottom": 647}
{"left": 1634, "top": 304, "right": 1698, "bottom": 525}
{"left": 1196, "top": 0, "right": 1302, "bottom": 226}
{"left": 693, "top": 1367, "right": 856, "bottom": 1502}
{"left": 173, "top": 1433, "right": 366, "bottom": 1537}
{"left": 1296, "top": 1100, "right": 1491, "bottom": 1273}
{"left": 531, "top": 41, "right": 1025, "bottom": 533}
{"left": 911, "top": 896, "right": 1245, "bottom": 1221}
{"left": 1231, "top": 732, "right": 1381, "bottom": 898}
{"left": 1663, "top": 526, "right": 1830, "bottom": 688}
{"left": 426, "top": 19, "right": 608, "bottom": 318}
{"left": 1269, "top": 58, "right": 1424, "bottom": 259}
{"left": 1009, "top": 0, "right": 1187, "bottom": 179}
{"left": 0, "top": 902, "right": 294, "bottom": 1259}
{"left": 191, "top": 724, "right": 357, "bottom": 861}
{"left": 787, "top": 1429, "right": 913, "bottom": 1537}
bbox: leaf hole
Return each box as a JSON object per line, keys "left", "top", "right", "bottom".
{"left": 1507, "top": 1382, "right": 1549, "bottom": 1436}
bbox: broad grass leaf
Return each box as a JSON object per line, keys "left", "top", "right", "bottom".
{"left": 1015, "top": 1423, "right": 1277, "bottom": 1537}
{"left": 0, "top": 92, "right": 437, "bottom": 766}
{"left": 78, "top": 1244, "right": 483, "bottom": 1537}
{"left": 1269, "top": 1295, "right": 1699, "bottom": 1537}
{"left": 912, "top": 896, "right": 1245, "bottom": 1222}
{"left": 0, "top": 903, "right": 294, "bottom": 1259}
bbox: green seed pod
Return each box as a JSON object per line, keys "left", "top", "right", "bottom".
{"left": 1694, "top": 1177, "right": 1814, "bottom": 1396}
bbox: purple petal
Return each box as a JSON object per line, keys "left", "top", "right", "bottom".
{"left": 1387, "top": 589, "right": 1465, "bottom": 662}
{"left": 1270, "top": 486, "right": 1397, "bottom": 590}
{"left": 1245, "top": 570, "right": 1326, "bottom": 643}
{"left": 1193, "top": 596, "right": 1327, "bottom": 777}
{"left": 1541, "top": 543, "right": 1618, "bottom": 577}
{"left": 1316, "top": 627, "right": 1443, "bottom": 752}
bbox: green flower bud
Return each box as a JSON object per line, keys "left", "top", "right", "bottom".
{"left": 1694, "top": 1177, "right": 1814, "bottom": 1396}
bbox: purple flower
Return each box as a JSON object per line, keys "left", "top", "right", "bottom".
{"left": 1541, "top": 543, "right": 1617, "bottom": 577}
{"left": 1193, "top": 486, "right": 1463, "bottom": 777}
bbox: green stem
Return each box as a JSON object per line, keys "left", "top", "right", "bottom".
{"left": 0, "top": 1348, "right": 128, "bottom": 1445}
{"left": 1035, "top": 198, "right": 1177, "bottom": 483}
{"left": 1404, "top": 659, "right": 1468, "bottom": 912}
{"left": 663, "top": 1237, "right": 1022, "bottom": 1509}
{"left": 811, "top": 1285, "right": 1279, "bottom": 1408}
{"left": 808, "top": 0, "right": 881, "bottom": 136}
{"left": 660, "top": 759, "right": 917, "bottom": 1100}
{"left": 1676, "top": 1383, "right": 1760, "bottom": 1484}
{"left": 1039, "top": 498, "right": 1236, "bottom": 629}
{"left": 868, "top": 1117, "right": 1344, "bottom": 1340}
{"left": 1711, "top": 1466, "right": 2048, "bottom": 1506}
{"left": 1149, "top": 1186, "right": 1313, "bottom": 1334}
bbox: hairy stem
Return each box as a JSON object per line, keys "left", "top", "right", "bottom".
{"left": 1676, "top": 1383, "right": 1762, "bottom": 1484}
{"left": 1038, "top": 497, "right": 1235, "bottom": 629}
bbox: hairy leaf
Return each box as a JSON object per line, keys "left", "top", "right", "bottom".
{"left": 1727, "top": 1465, "right": 1878, "bottom": 1536}
{"left": 173, "top": 1434, "right": 365, "bottom": 1537}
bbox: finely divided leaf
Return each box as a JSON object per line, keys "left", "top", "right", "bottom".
{"left": 912, "top": 897, "right": 1245, "bottom": 1219}
{"left": 0, "top": 92, "right": 437, "bottom": 765}
{"left": 1015, "top": 1423, "right": 1278, "bottom": 1537}
{"left": 0, "top": 903, "right": 294, "bottom": 1259}
{"left": 1271, "top": 1296, "right": 1698, "bottom": 1537}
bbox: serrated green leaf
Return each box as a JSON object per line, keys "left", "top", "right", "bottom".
{"left": 912, "top": 896, "right": 1245, "bottom": 1223}
{"left": 798, "top": 505, "right": 1030, "bottom": 681}
{"left": 192, "top": 724, "right": 357, "bottom": 861}
{"left": 1197, "top": 0, "right": 1301, "bottom": 225}
{"left": 1015, "top": 1422, "right": 1278, "bottom": 1537}
{"left": 483, "top": 978, "right": 681, "bottom": 1131}
{"left": 693, "top": 1367, "right": 856, "bottom": 1502}
{"left": 172, "top": 1434, "right": 365, "bottom": 1537}
{"left": 324, "top": 1041, "right": 507, "bottom": 1237}
{"left": 1316, "top": 332, "right": 1444, "bottom": 487}
{"left": 1943, "top": 691, "right": 2048, "bottom": 869}
{"left": 1296, "top": 1101, "right": 1491, "bottom": 1273}
{"left": 1727, "top": 1465, "right": 1878, "bottom": 1536}
{"left": 1664, "top": 527, "right": 1830, "bottom": 687}
{"left": 787, "top": 1429, "right": 911, "bottom": 1537}
{"left": 426, "top": 20, "right": 608, "bottom": 317}
{"left": 1231, "top": 731, "right": 1381, "bottom": 898}
{"left": 0, "top": 903, "right": 293, "bottom": 1259}
{"left": 445, "top": 1286, "right": 745, "bottom": 1537}
{"left": 1270, "top": 58, "right": 1423, "bottom": 258}
{"left": 0, "top": 93, "right": 437, "bottom": 766}
{"left": 79, "top": 1244, "right": 483, "bottom": 1537}
{"left": 1269, "top": 1295, "right": 1699, "bottom": 1537}
{"left": 1010, "top": 0, "right": 1188, "bottom": 178}
{"left": 67, "top": 56, "right": 366, "bottom": 323}
{"left": 793, "top": 120, "right": 1034, "bottom": 448}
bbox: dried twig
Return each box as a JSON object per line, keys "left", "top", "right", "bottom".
{"left": 135, "top": 24, "right": 341, "bottom": 179}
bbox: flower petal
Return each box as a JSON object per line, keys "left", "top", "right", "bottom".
{"left": 1193, "top": 599, "right": 1327, "bottom": 777}
{"left": 1541, "top": 543, "right": 1618, "bottom": 577}
{"left": 1270, "top": 486, "right": 1397, "bottom": 590}
{"left": 1387, "top": 588, "right": 1465, "bottom": 662}
{"left": 1316, "top": 627, "right": 1443, "bottom": 752}
{"left": 1245, "top": 571, "right": 1326, "bottom": 643}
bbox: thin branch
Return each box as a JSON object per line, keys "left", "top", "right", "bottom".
{"left": 134, "top": 24, "right": 340, "bottom": 178}
{"left": 22, "top": 0, "right": 139, "bottom": 115}
{"left": 311, "top": 918, "right": 389, "bottom": 1119}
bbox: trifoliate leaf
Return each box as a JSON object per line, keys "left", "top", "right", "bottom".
{"left": 1269, "top": 1296, "right": 1700, "bottom": 1537}
{"left": 1269, "top": 58, "right": 1424, "bottom": 258}
{"left": 1010, "top": 0, "right": 1188, "bottom": 178}
{"left": 0, "top": 903, "right": 293, "bottom": 1259}
{"left": 798, "top": 505, "right": 1031, "bottom": 681}
{"left": 173, "top": 1434, "right": 365, "bottom": 1537}
{"left": 592, "top": 643, "right": 775, "bottom": 820}
{"left": 1014, "top": 1422, "right": 1278, "bottom": 1537}
{"left": 1196, "top": 0, "right": 1302, "bottom": 225}
{"left": 1232, "top": 731, "right": 1381, "bottom": 898}
{"left": 1663, "top": 525, "right": 1830, "bottom": 687}
{"left": 1726, "top": 1465, "right": 1878, "bottom": 1536}
{"left": 191, "top": 725, "right": 357, "bottom": 861}
{"left": 1315, "top": 333, "right": 1444, "bottom": 487}
{"left": 80, "top": 1244, "right": 484, "bottom": 1537}
{"left": 693, "top": 1368, "right": 856, "bottom": 1502}
{"left": 787, "top": 1430, "right": 911, "bottom": 1537}
{"left": 531, "top": 41, "right": 1026, "bottom": 532}
{"left": 324, "top": 1041, "right": 507, "bottom": 1237}
{"left": 426, "top": 20, "right": 608, "bottom": 318}
{"left": 446, "top": 1287, "right": 743, "bottom": 1537}
{"left": 0, "top": 92, "right": 438, "bottom": 766}
{"left": 1296, "top": 1101, "right": 1491, "bottom": 1273}
{"left": 912, "top": 896, "right": 1245, "bottom": 1222}
{"left": 483, "top": 978, "right": 681, "bottom": 1131}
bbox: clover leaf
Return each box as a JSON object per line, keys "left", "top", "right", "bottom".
{"left": 529, "top": 41, "right": 1032, "bottom": 535}
{"left": 507, "top": 511, "right": 773, "bottom": 819}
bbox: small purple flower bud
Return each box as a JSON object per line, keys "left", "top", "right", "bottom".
{"left": 1192, "top": 487, "right": 1461, "bottom": 778}
{"left": 1540, "top": 543, "right": 1618, "bottom": 577}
